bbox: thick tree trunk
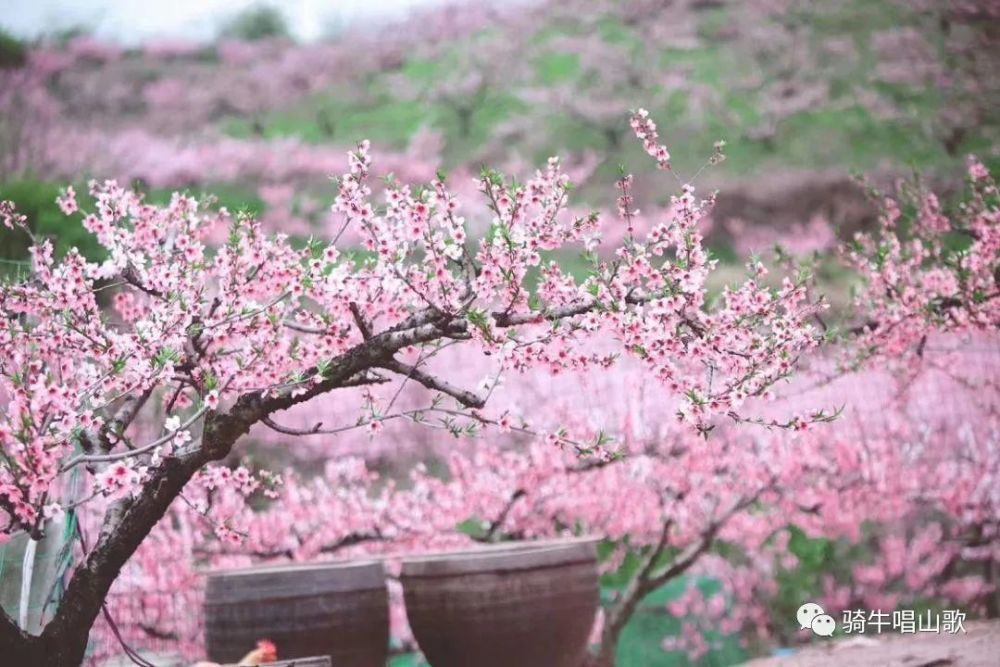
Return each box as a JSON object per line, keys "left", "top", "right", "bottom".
{"left": 2, "top": 625, "right": 81, "bottom": 667}
{"left": 1, "top": 610, "right": 43, "bottom": 663}
{"left": 0, "top": 453, "right": 209, "bottom": 665}
{"left": 0, "top": 410, "right": 250, "bottom": 666}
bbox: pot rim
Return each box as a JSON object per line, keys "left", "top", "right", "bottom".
{"left": 400, "top": 536, "right": 600, "bottom": 577}
{"left": 203, "top": 558, "right": 388, "bottom": 601}
{"left": 203, "top": 557, "right": 384, "bottom": 579}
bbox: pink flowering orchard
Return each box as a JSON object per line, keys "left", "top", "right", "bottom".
{"left": 87, "top": 335, "right": 1000, "bottom": 665}
{"left": 846, "top": 160, "right": 1000, "bottom": 362}
{"left": 0, "top": 112, "right": 831, "bottom": 666}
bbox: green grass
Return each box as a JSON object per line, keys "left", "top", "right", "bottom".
{"left": 695, "top": 6, "right": 733, "bottom": 42}
{"left": 223, "top": 65, "right": 526, "bottom": 167}
{"left": 436, "top": 91, "right": 528, "bottom": 166}
{"left": 534, "top": 51, "right": 581, "bottom": 85}
{"left": 401, "top": 57, "right": 445, "bottom": 84}
{"left": 224, "top": 86, "right": 432, "bottom": 148}
{"left": 529, "top": 22, "right": 583, "bottom": 46}
{"left": 144, "top": 181, "right": 264, "bottom": 215}
{"left": 597, "top": 17, "right": 642, "bottom": 48}
{"left": 607, "top": 576, "right": 747, "bottom": 667}
{"left": 0, "top": 181, "right": 103, "bottom": 276}
{"left": 806, "top": 0, "right": 907, "bottom": 34}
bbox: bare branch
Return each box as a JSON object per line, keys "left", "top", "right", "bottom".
{"left": 121, "top": 264, "right": 163, "bottom": 299}
{"left": 261, "top": 416, "right": 326, "bottom": 436}
{"left": 79, "top": 386, "right": 155, "bottom": 456}
{"left": 283, "top": 320, "right": 326, "bottom": 334}
{"left": 491, "top": 293, "right": 648, "bottom": 328}
{"left": 645, "top": 491, "right": 764, "bottom": 591}
{"left": 340, "top": 371, "right": 389, "bottom": 387}
{"left": 380, "top": 358, "right": 485, "bottom": 409}
{"left": 481, "top": 489, "right": 527, "bottom": 542}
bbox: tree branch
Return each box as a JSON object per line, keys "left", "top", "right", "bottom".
{"left": 30, "top": 293, "right": 653, "bottom": 662}
{"left": 79, "top": 386, "right": 154, "bottom": 456}
{"left": 604, "top": 519, "right": 673, "bottom": 643}
{"left": 643, "top": 528, "right": 716, "bottom": 592}
{"left": 480, "top": 489, "right": 527, "bottom": 542}
{"left": 599, "top": 487, "right": 769, "bottom": 663}
{"left": 39, "top": 444, "right": 223, "bottom": 665}
{"left": 380, "top": 358, "right": 486, "bottom": 409}
{"left": 194, "top": 531, "right": 384, "bottom": 560}
{"left": 261, "top": 416, "right": 326, "bottom": 436}
{"left": 349, "top": 302, "right": 373, "bottom": 340}
{"left": 62, "top": 407, "right": 209, "bottom": 471}
{"left": 121, "top": 263, "right": 163, "bottom": 299}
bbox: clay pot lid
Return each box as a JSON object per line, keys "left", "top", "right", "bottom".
{"left": 204, "top": 559, "right": 386, "bottom": 602}
{"left": 400, "top": 537, "right": 599, "bottom": 578}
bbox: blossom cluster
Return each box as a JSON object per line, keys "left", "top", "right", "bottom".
{"left": 847, "top": 159, "right": 999, "bottom": 362}
{"left": 0, "top": 111, "right": 823, "bottom": 548}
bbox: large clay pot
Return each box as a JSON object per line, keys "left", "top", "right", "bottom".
{"left": 203, "top": 560, "right": 388, "bottom": 667}
{"left": 401, "top": 537, "right": 600, "bottom": 667}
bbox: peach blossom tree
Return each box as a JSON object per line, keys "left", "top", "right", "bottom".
{"left": 60, "top": 153, "right": 1000, "bottom": 666}
{"left": 0, "top": 111, "right": 829, "bottom": 666}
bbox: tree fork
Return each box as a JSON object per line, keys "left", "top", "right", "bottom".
{"left": 1, "top": 412, "right": 248, "bottom": 667}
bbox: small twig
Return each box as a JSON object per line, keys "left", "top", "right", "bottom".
{"left": 61, "top": 407, "right": 208, "bottom": 471}
{"left": 380, "top": 359, "right": 485, "bottom": 409}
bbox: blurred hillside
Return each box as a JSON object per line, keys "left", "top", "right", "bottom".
{"left": 2, "top": 0, "right": 999, "bottom": 265}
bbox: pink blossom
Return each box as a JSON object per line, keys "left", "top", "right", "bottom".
{"left": 56, "top": 186, "right": 78, "bottom": 215}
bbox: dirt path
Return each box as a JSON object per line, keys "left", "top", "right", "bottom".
{"left": 742, "top": 620, "right": 1000, "bottom": 667}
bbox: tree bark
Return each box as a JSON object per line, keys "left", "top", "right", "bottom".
{"left": 0, "top": 324, "right": 408, "bottom": 665}
{"left": 1, "top": 608, "right": 43, "bottom": 663}
{"left": 1, "top": 410, "right": 250, "bottom": 667}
